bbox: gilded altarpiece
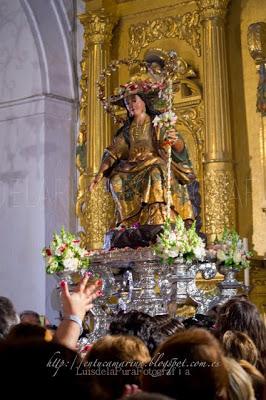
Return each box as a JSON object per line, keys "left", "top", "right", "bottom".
{"left": 77, "top": 0, "right": 266, "bottom": 313}
{"left": 77, "top": 0, "right": 237, "bottom": 250}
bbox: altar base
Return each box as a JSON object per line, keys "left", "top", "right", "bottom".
{"left": 54, "top": 247, "right": 247, "bottom": 343}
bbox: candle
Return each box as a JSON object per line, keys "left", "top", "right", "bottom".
{"left": 243, "top": 237, "right": 248, "bottom": 252}
{"left": 244, "top": 268, "right": 250, "bottom": 286}
{"left": 243, "top": 238, "right": 250, "bottom": 286}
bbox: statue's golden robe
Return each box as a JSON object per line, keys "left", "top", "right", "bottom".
{"left": 99, "top": 115, "right": 194, "bottom": 226}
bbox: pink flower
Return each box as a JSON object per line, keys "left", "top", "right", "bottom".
{"left": 127, "top": 83, "right": 138, "bottom": 92}
{"left": 59, "top": 244, "right": 67, "bottom": 252}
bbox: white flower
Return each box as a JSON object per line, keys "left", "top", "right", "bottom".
{"left": 167, "top": 249, "right": 180, "bottom": 258}
{"left": 65, "top": 249, "right": 74, "bottom": 258}
{"left": 42, "top": 227, "right": 91, "bottom": 274}
{"left": 233, "top": 251, "right": 242, "bottom": 264}
{"left": 169, "top": 232, "right": 177, "bottom": 242}
{"left": 152, "top": 111, "right": 177, "bottom": 130}
{"left": 55, "top": 247, "right": 63, "bottom": 256}
{"left": 154, "top": 216, "right": 205, "bottom": 264}
{"left": 152, "top": 115, "right": 161, "bottom": 127}
{"left": 217, "top": 249, "right": 226, "bottom": 261}
{"left": 194, "top": 245, "right": 206, "bottom": 261}
{"left": 50, "top": 242, "right": 57, "bottom": 253}
{"left": 63, "top": 258, "right": 79, "bottom": 271}
{"left": 77, "top": 247, "right": 87, "bottom": 257}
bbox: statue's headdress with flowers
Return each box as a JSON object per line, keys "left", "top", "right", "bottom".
{"left": 97, "top": 52, "right": 179, "bottom": 124}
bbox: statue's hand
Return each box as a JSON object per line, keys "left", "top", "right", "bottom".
{"left": 88, "top": 178, "right": 97, "bottom": 192}
{"left": 165, "top": 129, "right": 184, "bottom": 153}
{"left": 88, "top": 174, "right": 102, "bottom": 192}
{"left": 166, "top": 128, "right": 178, "bottom": 143}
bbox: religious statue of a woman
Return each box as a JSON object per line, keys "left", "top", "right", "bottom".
{"left": 89, "top": 78, "right": 195, "bottom": 229}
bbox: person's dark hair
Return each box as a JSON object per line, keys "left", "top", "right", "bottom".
{"left": 142, "top": 328, "right": 228, "bottom": 400}
{"left": 0, "top": 340, "right": 88, "bottom": 398}
{"left": 20, "top": 310, "right": 41, "bottom": 325}
{"left": 109, "top": 310, "right": 153, "bottom": 338}
{"left": 217, "top": 298, "right": 266, "bottom": 373}
{"left": 125, "top": 392, "right": 175, "bottom": 400}
{"left": 222, "top": 330, "right": 258, "bottom": 366}
{"left": 206, "top": 305, "right": 221, "bottom": 327}
{"left": 83, "top": 334, "right": 150, "bottom": 400}
{"left": 239, "top": 359, "right": 265, "bottom": 400}
{"left": 6, "top": 323, "right": 49, "bottom": 342}
{"left": 109, "top": 311, "right": 184, "bottom": 355}
{"left": 183, "top": 313, "right": 216, "bottom": 330}
{"left": 0, "top": 296, "right": 18, "bottom": 339}
{"left": 145, "top": 317, "right": 185, "bottom": 355}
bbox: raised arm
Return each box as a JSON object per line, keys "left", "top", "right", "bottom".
{"left": 89, "top": 132, "right": 128, "bottom": 192}
{"left": 54, "top": 274, "right": 101, "bottom": 349}
{"left": 89, "top": 149, "right": 116, "bottom": 191}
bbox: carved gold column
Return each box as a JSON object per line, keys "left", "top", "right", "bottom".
{"left": 197, "top": 0, "right": 236, "bottom": 241}
{"left": 76, "top": 8, "right": 115, "bottom": 249}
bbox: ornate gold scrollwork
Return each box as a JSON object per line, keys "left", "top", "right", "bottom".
{"left": 129, "top": 11, "right": 201, "bottom": 59}
{"left": 76, "top": 176, "right": 115, "bottom": 249}
{"left": 80, "top": 9, "right": 114, "bottom": 44}
{"left": 196, "top": 0, "right": 230, "bottom": 19}
{"left": 76, "top": 50, "right": 89, "bottom": 174}
{"left": 204, "top": 168, "right": 236, "bottom": 240}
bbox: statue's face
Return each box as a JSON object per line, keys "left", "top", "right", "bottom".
{"left": 125, "top": 94, "right": 145, "bottom": 117}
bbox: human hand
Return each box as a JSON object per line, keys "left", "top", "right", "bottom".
{"left": 60, "top": 273, "right": 102, "bottom": 321}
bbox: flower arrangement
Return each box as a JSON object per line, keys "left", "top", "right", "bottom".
{"left": 214, "top": 229, "right": 251, "bottom": 271}
{"left": 117, "top": 79, "right": 166, "bottom": 97}
{"left": 154, "top": 216, "right": 206, "bottom": 265}
{"left": 151, "top": 74, "right": 178, "bottom": 142}
{"left": 42, "top": 227, "right": 90, "bottom": 274}
{"left": 152, "top": 111, "right": 178, "bottom": 138}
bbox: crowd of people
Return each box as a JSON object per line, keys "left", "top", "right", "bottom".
{"left": 0, "top": 274, "right": 265, "bottom": 400}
